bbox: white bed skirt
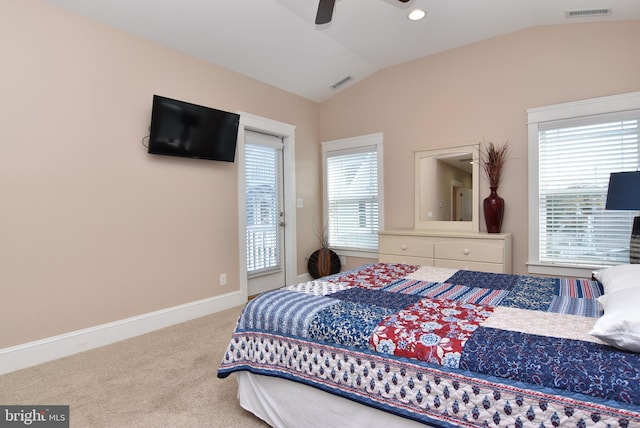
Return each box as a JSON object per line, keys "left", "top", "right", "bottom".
{"left": 237, "top": 371, "right": 433, "bottom": 428}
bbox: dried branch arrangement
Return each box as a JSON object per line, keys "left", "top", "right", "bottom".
{"left": 481, "top": 139, "right": 510, "bottom": 189}
{"left": 313, "top": 220, "right": 329, "bottom": 249}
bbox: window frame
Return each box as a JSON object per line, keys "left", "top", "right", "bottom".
{"left": 322, "top": 133, "right": 384, "bottom": 258}
{"left": 527, "top": 91, "right": 640, "bottom": 277}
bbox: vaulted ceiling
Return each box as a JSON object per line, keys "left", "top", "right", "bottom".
{"left": 44, "top": 0, "right": 640, "bottom": 102}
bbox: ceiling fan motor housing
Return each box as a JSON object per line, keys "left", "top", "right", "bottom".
{"left": 316, "top": 0, "right": 410, "bottom": 25}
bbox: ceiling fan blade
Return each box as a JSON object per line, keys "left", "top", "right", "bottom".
{"left": 315, "top": 0, "right": 336, "bottom": 25}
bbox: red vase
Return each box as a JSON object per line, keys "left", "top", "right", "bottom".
{"left": 483, "top": 187, "right": 504, "bottom": 233}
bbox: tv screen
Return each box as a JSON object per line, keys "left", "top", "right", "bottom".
{"left": 148, "top": 95, "right": 240, "bottom": 162}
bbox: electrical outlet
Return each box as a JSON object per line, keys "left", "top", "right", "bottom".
{"left": 219, "top": 273, "right": 227, "bottom": 286}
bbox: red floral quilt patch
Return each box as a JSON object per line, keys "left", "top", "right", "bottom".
{"left": 334, "top": 263, "right": 419, "bottom": 289}
{"left": 370, "top": 299, "right": 493, "bottom": 368}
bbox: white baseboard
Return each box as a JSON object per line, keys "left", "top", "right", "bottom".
{"left": 0, "top": 290, "right": 246, "bottom": 375}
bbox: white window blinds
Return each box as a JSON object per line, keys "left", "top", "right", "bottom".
{"left": 244, "top": 137, "right": 283, "bottom": 275}
{"left": 538, "top": 110, "right": 640, "bottom": 266}
{"left": 323, "top": 134, "right": 383, "bottom": 253}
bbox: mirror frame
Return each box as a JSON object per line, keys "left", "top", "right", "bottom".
{"left": 414, "top": 144, "right": 480, "bottom": 232}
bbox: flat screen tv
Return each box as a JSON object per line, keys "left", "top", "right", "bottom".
{"left": 148, "top": 95, "right": 240, "bottom": 162}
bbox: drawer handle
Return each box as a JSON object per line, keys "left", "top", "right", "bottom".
{"left": 463, "top": 248, "right": 470, "bottom": 255}
{"left": 401, "top": 244, "right": 407, "bottom": 251}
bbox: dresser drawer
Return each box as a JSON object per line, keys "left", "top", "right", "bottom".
{"left": 434, "top": 239, "right": 505, "bottom": 264}
{"left": 434, "top": 258, "right": 505, "bottom": 273}
{"left": 379, "top": 235, "right": 434, "bottom": 258}
{"left": 379, "top": 254, "right": 434, "bottom": 266}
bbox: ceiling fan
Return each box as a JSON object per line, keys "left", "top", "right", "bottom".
{"left": 316, "top": 0, "right": 411, "bottom": 25}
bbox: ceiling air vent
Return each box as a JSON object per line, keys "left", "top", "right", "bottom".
{"left": 565, "top": 8, "right": 612, "bottom": 18}
{"left": 330, "top": 76, "right": 353, "bottom": 90}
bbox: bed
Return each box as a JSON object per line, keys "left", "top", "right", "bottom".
{"left": 217, "top": 263, "right": 640, "bottom": 427}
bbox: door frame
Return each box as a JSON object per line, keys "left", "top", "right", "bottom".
{"left": 236, "top": 112, "right": 297, "bottom": 299}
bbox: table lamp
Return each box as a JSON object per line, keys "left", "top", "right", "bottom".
{"left": 605, "top": 171, "right": 640, "bottom": 264}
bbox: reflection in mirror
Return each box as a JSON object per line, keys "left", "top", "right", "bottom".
{"left": 414, "top": 144, "right": 479, "bottom": 232}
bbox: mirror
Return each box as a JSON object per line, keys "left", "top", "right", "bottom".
{"left": 414, "top": 144, "right": 479, "bottom": 232}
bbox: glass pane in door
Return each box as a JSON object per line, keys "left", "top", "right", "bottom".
{"left": 245, "top": 134, "right": 284, "bottom": 277}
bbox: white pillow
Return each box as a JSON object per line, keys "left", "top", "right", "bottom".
{"left": 590, "top": 287, "right": 640, "bottom": 352}
{"left": 593, "top": 264, "right": 640, "bottom": 294}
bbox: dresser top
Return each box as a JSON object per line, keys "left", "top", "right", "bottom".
{"left": 379, "top": 229, "right": 512, "bottom": 240}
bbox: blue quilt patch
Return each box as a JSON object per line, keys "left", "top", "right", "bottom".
{"left": 460, "top": 327, "right": 640, "bottom": 404}
{"left": 499, "top": 275, "right": 557, "bottom": 311}
{"left": 548, "top": 296, "right": 603, "bottom": 318}
{"left": 238, "top": 289, "right": 338, "bottom": 337}
{"left": 307, "top": 301, "right": 395, "bottom": 349}
{"left": 446, "top": 270, "right": 520, "bottom": 290}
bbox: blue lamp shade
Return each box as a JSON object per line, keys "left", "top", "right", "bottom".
{"left": 605, "top": 171, "right": 640, "bottom": 210}
{"left": 606, "top": 171, "right": 640, "bottom": 264}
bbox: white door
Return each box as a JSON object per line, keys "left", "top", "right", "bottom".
{"left": 454, "top": 186, "right": 473, "bottom": 221}
{"left": 245, "top": 131, "right": 285, "bottom": 295}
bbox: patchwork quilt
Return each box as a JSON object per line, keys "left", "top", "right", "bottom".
{"left": 217, "top": 263, "right": 640, "bottom": 427}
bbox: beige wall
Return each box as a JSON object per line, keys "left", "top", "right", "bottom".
{"left": 321, "top": 21, "right": 640, "bottom": 275}
{"left": 0, "top": 1, "right": 321, "bottom": 348}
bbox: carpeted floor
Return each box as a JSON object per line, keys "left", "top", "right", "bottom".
{"left": 0, "top": 305, "right": 269, "bottom": 427}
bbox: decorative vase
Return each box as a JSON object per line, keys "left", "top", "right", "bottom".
{"left": 307, "top": 248, "right": 341, "bottom": 279}
{"left": 483, "top": 187, "right": 504, "bottom": 233}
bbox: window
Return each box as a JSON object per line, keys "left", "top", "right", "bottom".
{"left": 322, "top": 133, "right": 384, "bottom": 255}
{"left": 528, "top": 92, "right": 640, "bottom": 277}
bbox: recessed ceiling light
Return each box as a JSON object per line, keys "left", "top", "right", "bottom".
{"left": 408, "top": 9, "right": 426, "bottom": 21}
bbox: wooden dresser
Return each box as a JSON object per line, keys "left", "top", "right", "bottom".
{"left": 379, "top": 230, "right": 512, "bottom": 274}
